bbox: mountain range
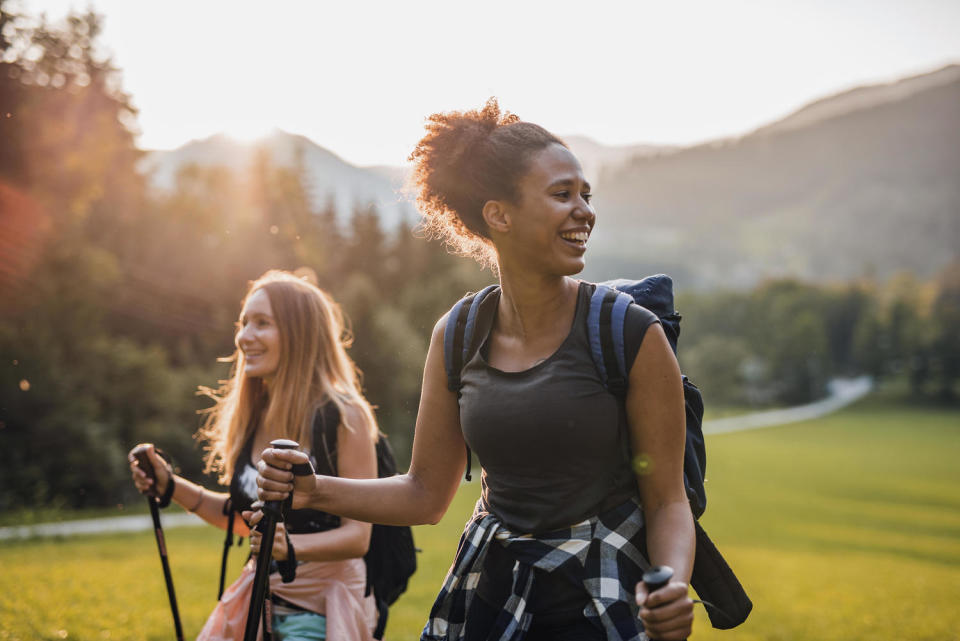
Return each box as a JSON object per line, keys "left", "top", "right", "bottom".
{"left": 139, "top": 64, "right": 960, "bottom": 289}
{"left": 587, "top": 64, "right": 960, "bottom": 287}
{"left": 138, "top": 131, "right": 419, "bottom": 230}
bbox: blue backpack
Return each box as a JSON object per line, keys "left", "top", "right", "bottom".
{"left": 443, "top": 274, "right": 708, "bottom": 518}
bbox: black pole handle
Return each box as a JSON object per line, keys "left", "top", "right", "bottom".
{"left": 642, "top": 565, "right": 674, "bottom": 593}
{"left": 129, "top": 443, "right": 159, "bottom": 498}
{"left": 242, "top": 439, "right": 302, "bottom": 641}
{"left": 263, "top": 438, "right": 300, "bottom": 518}
{"left": 642, "top": 565, "right": 681, "bottom": 641}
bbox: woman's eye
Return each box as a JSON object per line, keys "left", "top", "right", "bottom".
{"left": 582, "top": 193, "right": 592, "bottom": 203}
{"left": 554, "top": 191, "right": 570, "bottom": 199}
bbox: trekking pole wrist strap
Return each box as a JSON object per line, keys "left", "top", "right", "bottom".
{"left": 158, "top": 473, "right": 176, "bottom": 508}
{"left": 277, "top": 531, "right": 297, "bottom": 583}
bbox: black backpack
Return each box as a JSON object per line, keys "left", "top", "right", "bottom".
{"left": 442, "top": 275, "right": 752, "bottom": 629}
{"left": 311, "top": 402, "right": 417, "bottom": 640}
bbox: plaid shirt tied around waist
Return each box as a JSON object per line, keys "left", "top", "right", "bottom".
{"left": 422, "top": 498, "right": 653, "bottom": 641}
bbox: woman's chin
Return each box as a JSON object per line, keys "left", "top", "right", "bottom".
{"left": 560, "top": 257, "right": 586, "bottom": 276}
{"left": 242, "top": 367, "right": 274, "bottom": 382}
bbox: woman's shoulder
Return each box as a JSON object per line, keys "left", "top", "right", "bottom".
{"left": 335, "top": 398, "right": 376, "bottom": 436}
{"left": 625, "top": 300, "right": 660, "bottom": 328}
{"left": 312, "top": 398, "right": 375, "bottom": 442}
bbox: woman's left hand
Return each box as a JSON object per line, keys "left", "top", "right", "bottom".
{"left": 256, "top": 449, "right": 321, "bottom": 510}
{"left": 243, "top": 509, "right": 289, "bottom": 561}
{"left": 635, "top": 580, "right": 694, "bottom": 640}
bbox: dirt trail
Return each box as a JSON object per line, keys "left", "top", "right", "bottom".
{"left": 702, "top": 376, "right": 873, "bottom": 435}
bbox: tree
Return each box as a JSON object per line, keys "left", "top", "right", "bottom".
{"left": 929, "top": 261, "right": 960, "bottom": 400}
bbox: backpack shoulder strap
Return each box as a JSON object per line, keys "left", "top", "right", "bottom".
{"left": 443, "top": 284, "right": 500, "bottom": 392}
{"left": 442, "top": 284, "right": 499, "bottom": 482}
{"left": 312, "top": 401, "right": 340, "bottom": 477}
{"left": 587, "top": 284, "right": 635, "bottom": 396}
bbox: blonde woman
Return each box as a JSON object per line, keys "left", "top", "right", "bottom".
{"left": 129, "top": 270, "right": 378, "bottom": 640}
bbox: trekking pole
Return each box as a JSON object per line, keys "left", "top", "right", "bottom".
{"left": 129, "top": 444, "right": 184, "bottom": 641}
{"left": 243, "top": 439, "right": 305, "bottom": 641}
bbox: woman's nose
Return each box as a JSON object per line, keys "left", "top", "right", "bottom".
{"left": 573, "top": 201, "right": 596, "bottom": 226}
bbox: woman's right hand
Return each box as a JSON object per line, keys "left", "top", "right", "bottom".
{"left": 128, "top": 444, "right": 172, "bottom": 497}
{"left": 256, "top": 448, "right": 318, "bottom": 510}
{"left": 635, "top": 580, "right": 694, "bottom": 640}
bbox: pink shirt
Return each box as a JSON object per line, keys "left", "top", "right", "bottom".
{"left": 197, "top": 557, "right": 377, "bottom": 641}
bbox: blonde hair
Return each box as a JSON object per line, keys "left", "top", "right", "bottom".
{"left": 197, "top": 270, "right": 377, "bottom": 483}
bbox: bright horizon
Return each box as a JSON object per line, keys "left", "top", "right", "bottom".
{"left": 17, "top": 0, "right": 960, "bottom": 167}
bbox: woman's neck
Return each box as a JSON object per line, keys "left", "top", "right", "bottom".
{"left": 495, "top": 269, "right": 579, "bottom": 340}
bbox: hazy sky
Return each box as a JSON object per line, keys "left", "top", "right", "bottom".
{"left": 17, "top": 0, "right": 960, "bottom": 167}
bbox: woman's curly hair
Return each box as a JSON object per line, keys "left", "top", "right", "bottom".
{"left": 408, "top": 98, "right": 565, "bottom": 268}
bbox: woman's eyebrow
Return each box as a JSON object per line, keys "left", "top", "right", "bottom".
{"left": 547, "top": 178, "right": 591, "bottom": 191}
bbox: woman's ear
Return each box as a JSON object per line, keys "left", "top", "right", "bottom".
{"left": 481, "top": 200, "right": 510, "bottom": 234}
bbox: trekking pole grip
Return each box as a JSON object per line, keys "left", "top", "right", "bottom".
{"left": 642, "top": 565, "right": 674, "bottom": 593}
{"left": 129, "top": 443, "right": 158, "bottom": 496}
{"left": 265, "top": 439, "right": 301, "bottom": 518}
{"left": 642, "top": 566, "right": 686, "bottom": 641}
{"left": 129, "top": 443, "right": 174, "bottom": 506}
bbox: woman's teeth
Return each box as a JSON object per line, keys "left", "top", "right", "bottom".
{"left": 560, "top": 231, "right": 588, "bottom": 243}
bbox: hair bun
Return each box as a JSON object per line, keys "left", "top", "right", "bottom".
{"left": 408, "top": 98, "right": 560, "bottom": 269}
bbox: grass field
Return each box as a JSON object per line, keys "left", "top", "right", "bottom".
{"left": 1, "top": 397, "right": 958, "bottom": 640}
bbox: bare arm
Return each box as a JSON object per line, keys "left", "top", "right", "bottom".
{"left": 257, "top": 314, "right": 467, "bottom": 526}
{"left": 129, "top": 445, "right": 248, "bottom": 536}
{"left": 626, "top": 323, "right": 695, "bottom": 641}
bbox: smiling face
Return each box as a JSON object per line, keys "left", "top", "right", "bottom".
{"left": 492, "top": 143, "right": 596, "bottom": 275}
{"left": 235, "top": 288, "right": 282, "bottom": 382}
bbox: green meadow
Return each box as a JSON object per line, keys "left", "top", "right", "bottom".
{"left": 1, "top": 398, "right": 958, "bottom": 640}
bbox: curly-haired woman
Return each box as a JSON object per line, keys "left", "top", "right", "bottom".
{"left": 257, "top": 101, "right": 695, "bottom": 641}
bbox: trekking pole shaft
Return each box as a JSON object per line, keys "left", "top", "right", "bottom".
{"left": 147, "top": 497, "right": 184, "bottom": 641}
{"left": 242, "top": 439, "right": 301, "bottom": 641}
{"left": 243, "top": 510, "right": 279, "bottom": 641}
